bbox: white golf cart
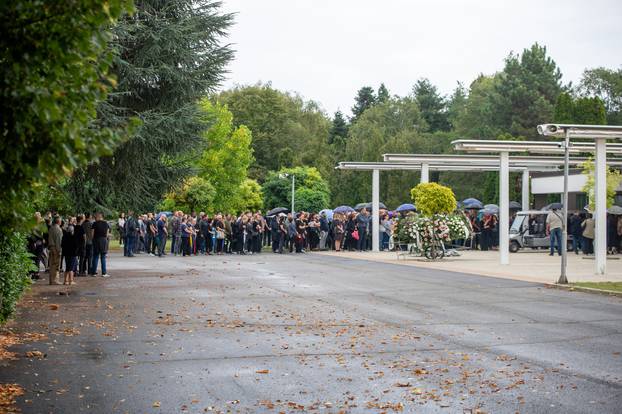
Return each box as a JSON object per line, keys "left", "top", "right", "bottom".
{"left": 509, "top": 210, "right": 572, "bottom": 253}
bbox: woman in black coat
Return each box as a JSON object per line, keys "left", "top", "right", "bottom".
{"left": 61, "top": 218, "right": 78, "bottom": 285}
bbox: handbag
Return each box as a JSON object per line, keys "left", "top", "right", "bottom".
{"left": 352, "top": 229, "right": 360, "bottom": 240}
{"left": 216, "top": 230, "right": 225, "bottom": 240}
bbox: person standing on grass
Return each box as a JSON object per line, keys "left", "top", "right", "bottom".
{"left": 90, "top": 212, "right": 110, "bottom": 277}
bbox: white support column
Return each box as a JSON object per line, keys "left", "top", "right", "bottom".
{"left": 594, "top": 138, "right": 607, "bottom": 275}
{"left": 372, "top": 169, "right": 380, "bottom": 252}
{"left": 421, "top": 163, "right": 429, "bottom": 183}
{"left": 499, "top": 152, "right": 509, "bottom": 265}
{"left": 521, "top": 170, "right": 530, "bottom": 211}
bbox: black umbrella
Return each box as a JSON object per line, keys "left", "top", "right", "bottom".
{"left": 354, "top": 203, "right": 367, "bottom": 211}
{"left": 365, "top": 202, "right": 387, "bottom": 211}
{"left": 509, "top": 201, "right": 522, "bottom": 210}
{"left": 266, "top": 207, "right": 289, "bottom": 216}
{"left": 549, "top": 202, "right": 563, "bottom": 210}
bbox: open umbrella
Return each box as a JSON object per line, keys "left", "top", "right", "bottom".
{"left": 509, "top": 201, "right": 522, "bottom": 210}
{"left": 267, "top": 207, "right": 289, "bottom": 216}
{"left": 483, "top": 204, "right": 499, "bottom": 214}
{"left": 608, "top": 205, "right": 622, "bottom": 215}
{"left": 396, "top": 203, "right": 416, "bottom": 212}
{"left": 365, "top": 202, "right": 387, "bottom": 211}
{"left": 549, "top": 202, "right": 563, "bottom": 210}
{"left": 463, "top": 200, "right": 484, "bottom": 209}
{"left": 462, "top": 198, "right": 482, "bottom": 205}
{"left": 319, "top": 209, "right": 334, "bottom": 220}
{"left": 354, "top": 203, "right": 367, "bottom": 211}
{"left": 334, "top": 205, "right": 355, "bottom": 214}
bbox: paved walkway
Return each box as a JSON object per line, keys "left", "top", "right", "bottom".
{"left": 318, "top": 249, "right": 622, "bottom": 284}
{"left": 1, "top": 252, "right": 621, "bottom": 413}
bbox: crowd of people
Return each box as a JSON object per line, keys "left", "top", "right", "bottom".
{"left": 114, "top": 208, "right": 395, "bottom": 258}
{"left": 28, "top": 212, "right": 111, "bottom": 285}
{"left": 28, "top": 204, "right": 622, "bottom": 286}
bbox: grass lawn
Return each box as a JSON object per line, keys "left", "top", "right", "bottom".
{"left": 108, "top": 239, "right": 122, "bottom": 251}
{"left": 571, "top": 282, "right": 622, "bottom": 293}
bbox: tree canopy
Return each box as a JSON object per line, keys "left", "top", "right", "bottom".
{"left": 262, "top": 167, "right": 330, "bottom": 213}
{"left": 218, "top": 84, "right": 331, "bottom": 181}
{"left": 0, "top": 0, "right": 133, "bottom": 231}
{"left": 580, "top": 67, "right": 622, "bottom": 124}
{"left": 197, "top": 100, "right": 255, "bottom": 213}
{"left": 68, "top": 0, "right": 234, "bottom": 213}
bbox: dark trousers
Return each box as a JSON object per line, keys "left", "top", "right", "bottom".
{"left": 145, "top": 233, "right": 154, "bottom": 254}
{"left": 79, "top": 244, "right": 92, "bottom": 274}
{"left": 157, "top": 235, "right": 167, "bottom": 256}
{"left": 252, "top": 235, "right": 261, "bottom": 252}
{"left": 182, "top": 237, "right": 191, "bottom": 256}
{"left": 481, "top": 229, "right": 492, "bottom": 251}
{"left": 90, "top": 239, "right": 107, "bottom": 275}
{"left": 237, "top": 234, "right": 246, "bottom": 253}
{"left": 572, "top": 233, "right": 583, "bottom": 253}
{"left": 124, "top": 235, "right": 135, "bottom": 256}
{"left": 356, "top": 229, "right": 367, "bottom": 251}
{"left": 582, "top": 237, "right": 594, "bottom": 254}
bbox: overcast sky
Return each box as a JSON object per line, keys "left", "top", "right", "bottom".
{"left": 219, "top": 0, "right": 622, "bottom": 117}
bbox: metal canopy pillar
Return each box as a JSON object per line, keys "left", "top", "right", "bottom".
{"left": 372, "top": 169, "right": 380, "bottom": 252}
{"left": 421, "top": 163, "right": 430, "bottom": 183}
{"left": 499, "top": 152, "right": 510, "bottom": 265}
{"left": 521, "top": 170, "right": 530, "bottom": 211}
{"left": 594, "top": 139, "right": 607, "bottom": 274}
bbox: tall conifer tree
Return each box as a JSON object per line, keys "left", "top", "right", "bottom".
{"left": 70, "top": 0, "right": 234, "bottom": 212}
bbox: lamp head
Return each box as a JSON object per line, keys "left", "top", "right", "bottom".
{"left": 537, "top": 124, "right": 564, "bottom": 136}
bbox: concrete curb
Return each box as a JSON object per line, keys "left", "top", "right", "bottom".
{"left": 544, "top": 283, "right": 622, "bottom": 297}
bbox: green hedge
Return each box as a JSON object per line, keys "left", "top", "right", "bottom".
{"left": 0, "top": 233, "right": 35, "bottom": 324}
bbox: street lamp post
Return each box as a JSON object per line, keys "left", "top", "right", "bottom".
{"left": 279, "top": 173, "right": 295, "bottom": 215}
{"left": 559, "top": 129, "right": 570, "bottom": 284}
{"left": 291, "top": 174, "right": 295, "bottom": 215}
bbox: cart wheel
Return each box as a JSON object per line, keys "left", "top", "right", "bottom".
{"left": 509, "top": 241, "right": 520, "bottom": 253}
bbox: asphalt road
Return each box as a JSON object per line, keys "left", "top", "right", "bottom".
{"left": 1, "top": 251, "right": 621, "bottom": 413}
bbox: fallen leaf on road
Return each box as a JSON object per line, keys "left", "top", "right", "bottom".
{"left": 153, "top": 401, "right": 161, "bottom": 408}
{"left": 256, "top": 369, "right": 270, "bottom": 374}
{"left": 49, "top": 304, "right": 59, "bottom": 310}
{"left": 24, "top": 350, "right": 45, "bottom": 359}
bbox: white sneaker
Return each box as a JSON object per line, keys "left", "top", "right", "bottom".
{"left": 101, "top": 274, "right": 110, "bottom": 278}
